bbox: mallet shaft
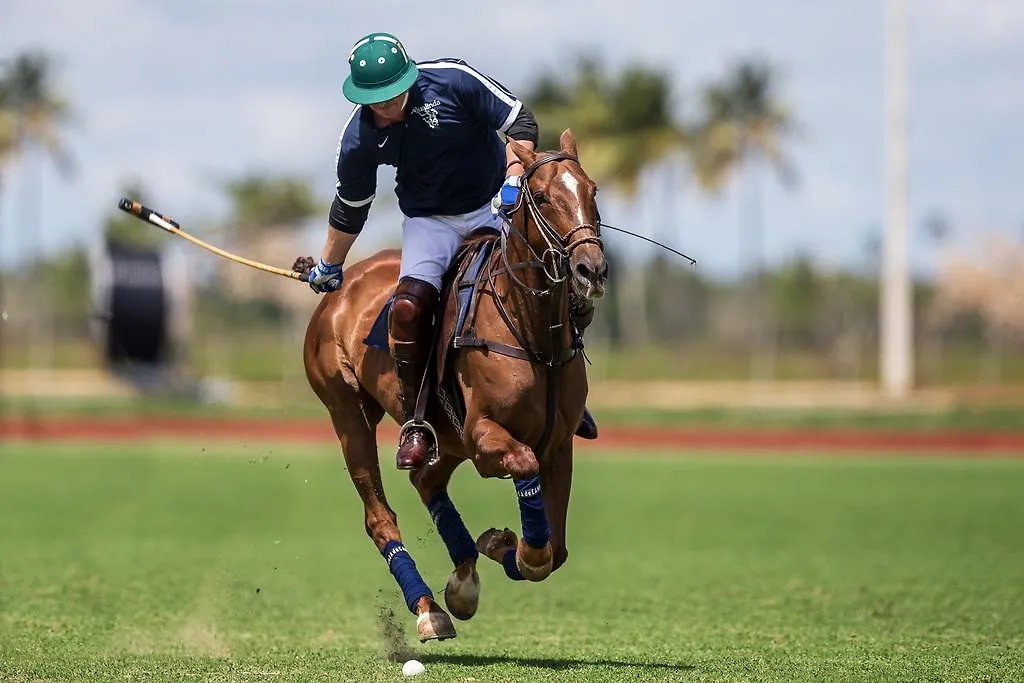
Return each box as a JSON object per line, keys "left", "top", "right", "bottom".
{"left": 117, "top": 198, "right": 309, "bottom": 283}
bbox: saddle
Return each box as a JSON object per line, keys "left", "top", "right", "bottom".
{"left": 363, "top": 228, "right": 502, "bottom": 431}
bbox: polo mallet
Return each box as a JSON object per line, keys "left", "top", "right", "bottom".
{"left": 116, "top": 198, "right": 310, "bottom": 283}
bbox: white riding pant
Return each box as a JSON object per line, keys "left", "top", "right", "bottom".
{"left": 399, "top": 201, "right": 503, "bottom": 291}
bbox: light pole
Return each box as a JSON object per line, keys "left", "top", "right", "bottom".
{"left": 0, "top": 58, "right": 9, "bottom": 421}
{"left": 881, "top": 0, "right": 913, "bottom": 399}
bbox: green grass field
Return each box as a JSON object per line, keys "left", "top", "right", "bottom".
{"left": 1, "top": 441, "right": 1023, "bottom": 682}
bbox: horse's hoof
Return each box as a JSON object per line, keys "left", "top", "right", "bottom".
{"left": 516, "top": 538, "right": 553, "bottom": 582}
{"left": 475, "top": 528, "right": 518, "bottom": 564}
{"left": 444, "top": 558, "right": 480, "bottom": 621}
{"left": 415, "top": 601, "right": 457, "bottom": 642}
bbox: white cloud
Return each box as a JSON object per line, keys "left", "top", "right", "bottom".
{"left": 918, "top": 0, "right": 1024, "bottom": 51}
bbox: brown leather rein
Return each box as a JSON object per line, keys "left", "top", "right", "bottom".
{"left": 450, "top": 151, "right": 604, "bottom": 461}
{"left": 456, "top": 151, "right": 604, "bottom": 369}
{"left": 455, "top": 151, "right": 602, "bottom": 360}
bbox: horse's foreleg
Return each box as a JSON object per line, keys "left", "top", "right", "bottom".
{"left": 468, "top": 416, "right": 539, "bottom": 480}
{"left": 409, "top": 455, "right": 480, "bottom": 621}
{"left": 541, "top": 440, "right": 573, "bottom": 572}
{"left": 469, "top": 417, "right": 553, "bottom": 582}
{"left": 330, "top": 408, "right": 456, "bottom": 641}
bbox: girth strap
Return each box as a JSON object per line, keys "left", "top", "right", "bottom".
{"left": 453, "top": 334, "right": 577, "bottom": 366}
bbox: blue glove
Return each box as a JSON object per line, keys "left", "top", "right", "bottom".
{"left": 499, "top": 175, "right": 521, "bottom": 208}
{"left": 307, "top": 258, "right": 344, "bottom": 294}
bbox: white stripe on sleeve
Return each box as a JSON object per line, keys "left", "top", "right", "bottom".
{"left": 499, "top": 99, "right": 523, "bottom": 134}
{"left": 417, "top": 61, "right": 517, "bottom": 108}
{"left": 338, "top": 193, "right": 375, "bottom": 208}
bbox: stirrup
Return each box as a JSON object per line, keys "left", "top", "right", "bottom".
{"left": 398, "top": 418, "right": 441, "bottom": 467}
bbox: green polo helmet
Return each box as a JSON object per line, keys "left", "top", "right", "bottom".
{"left": 342, "top": 33, "right": 418, "bottom": 105}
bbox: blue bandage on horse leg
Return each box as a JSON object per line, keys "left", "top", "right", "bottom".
{"left": 382, "top": 541, "right": 433, "bottom": 614}
{"left": 427, "top": 491, "right": 478, "bottom": 566}
{"left": 514, "top": 476, "right": 550, "bottom": 549}
{"left": 501, "top": 547, "right": 525, "bottom": 581}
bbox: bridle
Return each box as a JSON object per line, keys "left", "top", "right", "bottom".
{"left": 452, "top": 151, "right": 605, "bottom": 462}
{"left": 498, "top": 151, "right": 603, "bottom": 296}
{"left": 457, "top": 150, "right": 604, "bottom": 370}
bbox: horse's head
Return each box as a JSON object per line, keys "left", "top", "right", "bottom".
{"left": 508, "top": 129, "right": 608, "bottom": 300}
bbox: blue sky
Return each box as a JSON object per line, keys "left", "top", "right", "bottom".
{"left": 1, "top": 0, "right": 1022, "bottom": 277}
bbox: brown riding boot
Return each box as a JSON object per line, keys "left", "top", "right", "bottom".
{"left": 394, "top": 358, "right": 436, "bottom": 470}
{"left": 390, "top": 277, "right": 440, "bottom": 470}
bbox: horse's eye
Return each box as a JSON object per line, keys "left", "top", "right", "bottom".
{"left": 532, "top": 191, "right": 547, "bottom": 204}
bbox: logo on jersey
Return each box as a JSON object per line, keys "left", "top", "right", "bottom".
{"left": 412, "top": 99, "right": 441, "bottom": 129}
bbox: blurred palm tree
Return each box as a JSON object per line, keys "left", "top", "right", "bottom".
{"left": 0, "top": 52, "right": 74, "bottom": 259}
{"left": 526, "top": 54, "right": 689, "bottom": 347}
{"left": 692, "top": 57, "right": 797, "bottom": 379}
{"left": 221, "top": 174, "right": 322, "bottom": 237}
{"left": 691, "top": 60, "right": 796, "bottom": 193}
{"left": 0, "top": 51, "right": 73, "bottom": 175}
{"left": 206, "top": 174, "right": 323, "bottom": 385}
{"left": 528, "top": 53, "right": 687, "bottom": 196}
{"left": 0, "top": 51, "right": 74, "bottom": 373}
{"left": 212, "top": 173, "right": 322, "bottom": 305}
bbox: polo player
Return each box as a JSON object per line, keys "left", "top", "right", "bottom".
{"left": 305, "top": 32, "right": 598, "bottom": 471}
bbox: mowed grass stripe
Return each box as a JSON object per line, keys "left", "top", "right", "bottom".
{"left": 1, "top": 443, "right": 1022, "bottom": 682}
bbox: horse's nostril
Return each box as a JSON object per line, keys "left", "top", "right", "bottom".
{"left": 576, "top": 260, "right": 608, "bottom": 284}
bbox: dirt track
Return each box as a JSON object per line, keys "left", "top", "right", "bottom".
{"left": 2, "top": 417, "right": 1023, "bottom": 456}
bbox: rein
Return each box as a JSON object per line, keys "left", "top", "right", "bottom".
{"left": 453, "top": 150, "right": 604, "bottom": 462}
{"left": 473, "top": 151, "right": 602, "bottom": 368}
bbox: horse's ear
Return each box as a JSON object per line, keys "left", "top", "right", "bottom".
{"left": 559, "top": 128, "right": 578, "bottom": 158}
{"left": 509, "top": 138, "right": 536, "bottom": 168}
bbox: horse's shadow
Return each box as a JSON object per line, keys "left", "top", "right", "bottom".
{"left": 420, "top": 652, "right": 696, "bottom": 672}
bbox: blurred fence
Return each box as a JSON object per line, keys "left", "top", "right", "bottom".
{"left": 2, "top": 234, "right": 1023, "bottom": 412}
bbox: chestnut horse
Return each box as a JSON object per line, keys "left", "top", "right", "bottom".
{"left": 301, "top": 129, "right": 607, "bottom": 642}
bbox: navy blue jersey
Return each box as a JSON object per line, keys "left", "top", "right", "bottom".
{"left": 331, "top": 58, "right": 522, "bottom": 228}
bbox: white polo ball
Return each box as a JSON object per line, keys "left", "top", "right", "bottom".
{"left": 402, "top": 659, "right": 425, "bottom": 677}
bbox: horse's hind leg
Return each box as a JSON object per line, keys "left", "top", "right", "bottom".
{"left": 410, "top": 454, "right": 480, "bottom": 621}
{"left": 328, "top": 403, "right": 457, "bottom": 642}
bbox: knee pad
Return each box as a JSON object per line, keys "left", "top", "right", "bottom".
{"left": 389, "top": 278, "right": 439, "bottom": 345}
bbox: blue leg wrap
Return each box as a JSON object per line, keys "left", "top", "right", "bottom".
{"left": 501, "top": 547, "right": 525, "bottom": 581}
{"left": 382, "top": 541, "right": 433, "bottom": 614}
{"left": 427, "top": 491, "right": 479, "bottom": 567}
{"left": 514, "top": 475, "right": 550, "bottom": 549}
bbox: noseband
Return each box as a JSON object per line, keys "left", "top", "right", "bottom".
{"left": 501, "top": 151, "right": 603, "bottom": 295}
